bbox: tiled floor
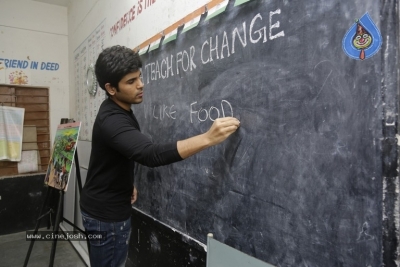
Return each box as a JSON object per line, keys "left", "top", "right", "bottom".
{"left": 0, "top": 230, "right": 87, "bottom": 267}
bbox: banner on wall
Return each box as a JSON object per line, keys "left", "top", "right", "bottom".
{"left": 0, "top": 58, "right": 61, "bottom": 85}
{"left": 74, "top": 19, "right": 107, "bottom": 141}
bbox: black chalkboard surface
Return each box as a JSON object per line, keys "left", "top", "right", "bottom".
{"left": 133, "top": 0, "right": 398, "bottom": 266}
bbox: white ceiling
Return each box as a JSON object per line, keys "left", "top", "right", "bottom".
{"left": 32, "top": 0, "right": 70, "bottom": 7}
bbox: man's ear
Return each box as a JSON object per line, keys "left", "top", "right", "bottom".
{"left": 105, "top": 83, "right": 116, "bottom": 96}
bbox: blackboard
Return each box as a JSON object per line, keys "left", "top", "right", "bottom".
{"left": 133, "top": 0, "right": 398, "bottom": 266}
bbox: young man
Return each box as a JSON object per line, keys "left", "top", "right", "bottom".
{"left": 80, "top": 45, "right": 240, "bottom": 267}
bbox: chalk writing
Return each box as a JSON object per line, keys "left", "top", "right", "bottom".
{"left": 176, "top": 47, "right": 196, "bottom": 74}
{"left": 140, "top": 100, "right": 233, "bottom": 123}
{"left": 152, "top": 104, "right": 177, "bottom": 120}
{"left": 144, "top": 55, "right": 175, "bottom": 82}
{"left": 141, "top": 103, "right": 176, "bottom": 120}
{"left": 202, "top": 10, "right": 284, "bottom": 63}
{"left": 190, "top": 100, "right": 233, "bottom": 123}
{"left": 143, "top": 9, "right": 285, "bottom": 84}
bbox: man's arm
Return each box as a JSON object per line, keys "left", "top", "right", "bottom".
{"left": 177, "top": 117, "right": 240, "bottom": 159}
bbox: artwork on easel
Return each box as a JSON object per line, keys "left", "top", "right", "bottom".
{"left": 44, "top": 122, "right": 81, "bottom": 191}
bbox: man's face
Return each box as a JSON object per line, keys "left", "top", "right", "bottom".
{"left": 109, "top": 70, "right": 144, "bottom": 110}
{"left": 353, "top": 32, "right": 372, "bottom": 49}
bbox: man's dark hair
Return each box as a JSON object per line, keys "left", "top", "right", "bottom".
{"left": 95, "top": 45, "right": 142, "bottom": 96}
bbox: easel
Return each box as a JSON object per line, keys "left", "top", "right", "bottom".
{"left": 23, "top": 119, "right": 89, "bottom": 267}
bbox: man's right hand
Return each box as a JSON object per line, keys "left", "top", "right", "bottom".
{"left": 177, "top": 117, "right": 240, "bottom": 159}
{"left": 204, "top": 117, "right": 240, "bottom": 146}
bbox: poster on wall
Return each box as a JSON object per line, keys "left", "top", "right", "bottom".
{"left": 6, "top": 68, "right": 30, "bottom": 85}
{"left": 44, "top": 122, "right": 81, "bottom": 191}
{"left": 74, "top": 19, "right": 106, "bottom": 141}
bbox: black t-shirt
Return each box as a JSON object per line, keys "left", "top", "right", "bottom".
{"left": 80, "top": 98, "right": 182, "bottom": 222}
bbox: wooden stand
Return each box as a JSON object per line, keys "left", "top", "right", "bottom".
{"left": 23, "top": 120, "right": 89, "bottom": 267}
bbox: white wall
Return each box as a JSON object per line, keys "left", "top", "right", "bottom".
{"left": 0, "top": 0, "right": 69, "bottom": 143}
{"left": 68, "top": 0, "right": 212, "bottom": 140}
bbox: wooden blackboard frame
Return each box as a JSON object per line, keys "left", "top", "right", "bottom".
{"left": 380, "top": 0, "right": 399, "bottom": 265}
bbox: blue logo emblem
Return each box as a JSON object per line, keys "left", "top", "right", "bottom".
{"left": 342, "top": 13, "right": 382, "bottom": 60}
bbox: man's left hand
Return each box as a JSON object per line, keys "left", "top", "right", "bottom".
{"left": 131, "top": 187, "right": 138, "bottom": 204}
